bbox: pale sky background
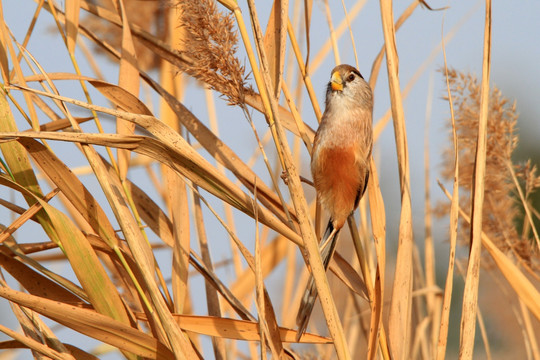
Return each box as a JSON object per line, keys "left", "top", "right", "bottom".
{"left": 1, "top": 1, "right": 539, "bottom": 359}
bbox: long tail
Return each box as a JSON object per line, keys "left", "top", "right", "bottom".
{"left": 296, "top": 220, "right": 341, "bottom": 340}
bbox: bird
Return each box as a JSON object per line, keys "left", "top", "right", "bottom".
{"left": 296, "top": 64, "right": 373, "bottom": 339}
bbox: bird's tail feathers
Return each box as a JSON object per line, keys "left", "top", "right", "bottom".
{"left": 295, "top": 220, "right": 341, "bottom": 340}
{"left": 319, "top": 221, "right": 340, "bottom": 270}
{"left": 296, "top": 275, "right": 317, "bottom": 340}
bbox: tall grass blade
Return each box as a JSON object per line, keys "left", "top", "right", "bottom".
{"left": 459, "top": 1, "right": 492, "bottom": 358}
{"left": 379, "top": 1, "right": 414, "bottom": 358}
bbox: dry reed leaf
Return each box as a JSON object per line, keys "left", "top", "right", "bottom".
{"left": 1, "top": 92, "right": 302, "bottom": 245}
{"left": 481, "top": 226, "right": 540, "bottom": 322}
{"left": 422, "top": 73, "right": 437, "bottom": 358}
{"left": 0, "top": 14, "right": 39, "bottom": 129}
{"left": 90, "top": 79, "right": 152, "bottom": 115}
{"left": 1, "top": 88, "right": 108, "bottom": 302}
{"left": 285, "top": 20, "right": 322, "bottom": 123}
{"left": 0, "top": 176, "right": 136, "bottom": 328}
{"left": 254, "top": 203, "right": 271, "bottom": 359}
{"left": 122, "top": 174, "right": 175, "bottom": 246}
{"left": 329, "top": 252, "right": 368, "bottom": 299}
{"left": 158, "top": 5, "right": 192, "bottom": 317}
{"left": 439, "top": 181, "right": 540, "bottom": 344}
{"left": 93, "top": 77, "right": 299, "bottom": 227}
{"left": 114, "top": 0, "right": 140, "bottom": 180}
{"left": 229, "top": 234, "right": 288, "bottom": 301}
{"left": 0, "top": 16, "right": 9, "bottom": 83}
{"left": 0, "top": 251, "right": 85, "bottom": 306}
{"left": 281, "top": 81, "right": 313, "bottom": 154}
{"left": 80, "top": 145, "right": 197, "bottom": 359}
{"left": 65, "top": 0, "right": 81, "bottom": 54}
{"left": 1, "top": 241, "right": 57, "bottom": 255}
{"left": 366, "top": 156, "right": 389, "bottom": 360}
{"left": 368, "top": 0, "right": 419, "bottom": 90}
{"left": 36, "top": 116, "right": 94, "bottom": 131}
{"left": 436, "top": 38, "right": 460, "bottom": 360}
{"left": 192, "top": 188, "right": 228, "bottom": 359}
{"left": 459, "top": 2, "right": 492, "bottom": 358}
{"left": 245, "top": 92, "right": 315, "bottom": 140}
{"left": 14, "top": 51, "right": 148, "bottom": 327}
{"left": 6, "top": 292, "right": 74, "bottom": 359}
{"left": 0, "top": 323, "right": 75, "bottom": 360}
{"left": 168, "top": 187, "right": 192, "bottom": 317}
{"left": 205, "top": 85, "right": 244, "bottom": 283}
{"left": 169, "top": 170, "right": 192, "bottom": 314}
{"left": 263, "top": 0, "right": 288, "bottom": 98}
{"left": 22, "top": 72, "right": 93, "bottom": 83}
{"left": 17, "top": 137, "right": 120, "bottom": 248}
{"left": 0, "top": 91, "right": 43, "bottom": 202}
{"left": 379, "top": 2, "right": 414, "bottom": 358}
{"left": 188, "top": 252, "right": 255, "bottom": 322}
{"left": 10, "top": 273, "right": 95, "bottom": 357}
{"left": 373, "top": 1, "right": 476, "bottom": 144}
{"left": 253, "top": 196, "right": 282, "bottom": 356}
{"left": 0, "top": 190, "right": 54, "bottom": 243}
{"left": 260, "top": 290, "right": 284, "bottom": 358}
{"left": 58, "top": 344, "right": 101, "bottom": 360}
{"left": 170, "top": 315, "right": 331, "bottom": 344}
{"left": 518, "top": 299, "right": 540, "bottom": 358}
{"left": 0, "top": 340, "right": 99, "bottom": 360}
{"left": 0, "top": 286, "right": 175, "bottom": 360}
{"left": 1, "top": 239, "right": 89, "bottom": 302}
{"left": 110, "top": 113, "right": 300, "bottom": 243}
{"left": 14, "top": 67, "right": 191, "bottom": 354}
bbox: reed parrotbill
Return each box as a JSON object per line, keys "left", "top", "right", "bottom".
{"left": 296, "top": 64, "right": 374, "bottom": 338}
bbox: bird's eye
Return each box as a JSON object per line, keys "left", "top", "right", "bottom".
{"left": 347, "top": 73, "right": 355, "bottom": 82}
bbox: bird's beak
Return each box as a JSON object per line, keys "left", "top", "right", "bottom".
{"left": 330, "top": 71, "right": 343, "bottom": 91}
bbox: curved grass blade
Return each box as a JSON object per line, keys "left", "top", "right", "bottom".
{"left": 0, "top": 286, "right": 174, "bottom": 360}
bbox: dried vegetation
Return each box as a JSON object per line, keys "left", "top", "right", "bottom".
{"left": 438, "top": 69, "right": 540, "bottom": 268}
{"left": 0, "top": 1, "right": 538, "bottom": 360}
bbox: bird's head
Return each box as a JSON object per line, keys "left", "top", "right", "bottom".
{"left": 326, "top": 64, "right": 373, "bottom": 110}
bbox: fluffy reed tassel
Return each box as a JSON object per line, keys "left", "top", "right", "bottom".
{"left": 439, "top": 69, "right": 540, "bottom": 268}
{"left": 177, "top": 0, "right": 249, "bottom": 105}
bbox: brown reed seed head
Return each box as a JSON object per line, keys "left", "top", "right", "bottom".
{"left": 439, "top": 68, "right": 540, "bottom": 268}
{"left": 177, "top": 0, "right": 249, "bottom": 105}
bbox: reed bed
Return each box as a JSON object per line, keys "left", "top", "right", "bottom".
{"left": 0, "top": 0, "right": 538, "bottom": 359}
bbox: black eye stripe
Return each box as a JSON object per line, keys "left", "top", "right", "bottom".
{"left": 351, "top": 68, "right": 364, "bottom": 79}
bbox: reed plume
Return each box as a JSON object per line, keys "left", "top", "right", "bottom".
{"left": 439, "top": 68, "right": 540, "bottom": 267}
{"left": 177, "top": 0, "right": 249, "bottom": 105}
